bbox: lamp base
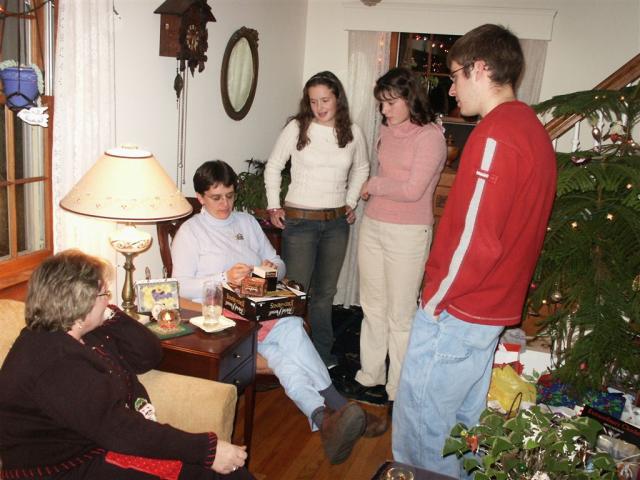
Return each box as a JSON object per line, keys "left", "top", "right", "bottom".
{"left": 109, "top": 224, "right": 152, "bottom": 319}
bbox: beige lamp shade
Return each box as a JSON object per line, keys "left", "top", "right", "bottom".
{"left": 59, "top": 147, "right": 192, "bottom": 222}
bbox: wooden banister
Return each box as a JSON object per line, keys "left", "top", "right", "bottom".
{"left": 545, "top": 53, "right": 640, "bottom": 140}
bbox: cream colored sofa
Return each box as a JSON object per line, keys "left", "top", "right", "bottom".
{"left": 0, "top": 299, "right": 237, "bottom": 441}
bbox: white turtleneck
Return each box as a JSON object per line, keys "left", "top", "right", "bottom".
{"left": 171, "top": 210, "right": 285, "bottom": 301}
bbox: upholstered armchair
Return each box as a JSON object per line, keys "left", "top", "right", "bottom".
{"left": 0, "top": 299, "right": 237, "bottom": 441}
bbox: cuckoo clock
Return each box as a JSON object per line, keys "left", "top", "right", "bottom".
{"left": 154, "top": 0, "right": 216, "bottom": 75}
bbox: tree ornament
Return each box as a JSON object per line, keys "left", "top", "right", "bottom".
{"left": 609, "top": 121, "right": 625, "bottom": 143}
{"left": 591, "top": 125, "right": 602, "bottom": 141}
{"left": 571, "top": 155, "right": 588, "bottom": 165}
{"left": 633, "top": 274, "right": 640, "bottom": 292}
{"left": 550, "top": 290, "right": 563, "bottom": 303}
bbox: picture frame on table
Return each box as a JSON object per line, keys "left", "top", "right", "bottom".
{"left": 135, "top": 278, "right": 180, "bottom": 314}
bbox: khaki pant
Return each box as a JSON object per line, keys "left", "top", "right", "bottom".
{"left": 355, "top": 216, "right": 432, "bottom": 400}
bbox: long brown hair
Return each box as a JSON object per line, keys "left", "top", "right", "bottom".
{"left": 290, "top": 71, "right": 353, "bottom": 150}
{"left": 374, "top": 67, "right": 436, "bottom": 126}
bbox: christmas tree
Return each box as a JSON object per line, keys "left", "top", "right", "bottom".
{"left": 529, "top": 84, "right": 640, "bottom": 395}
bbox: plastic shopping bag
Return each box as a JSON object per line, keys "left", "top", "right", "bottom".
{"left": 487, "top": 364, "right": 536, "bottom": 413}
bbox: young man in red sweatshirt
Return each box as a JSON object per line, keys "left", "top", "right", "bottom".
{"left": 392, "top": 24, "right": 557, "bottom": 478}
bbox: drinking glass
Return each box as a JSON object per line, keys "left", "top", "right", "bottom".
{"left": 384, "top": 467, "right": 414, "bottom": 480}
{"left": 202, "top": 279, "right": 223, "bottom": 327}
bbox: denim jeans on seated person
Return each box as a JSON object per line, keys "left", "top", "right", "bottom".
{"left": 281, "top": 216, "right": 349, "bottom": 367}
{"left": 258, "top": 315, "right": 332, "bottom": 430}
{"left": 392, "top": 308, "right": 503, "bottom": 479}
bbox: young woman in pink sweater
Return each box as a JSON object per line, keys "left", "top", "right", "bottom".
{"left": 350, "top": 68, "right": 446, "bottom": 408}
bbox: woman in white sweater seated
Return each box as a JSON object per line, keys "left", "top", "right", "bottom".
{"left": 171, "top": 161, "right": 386, "bottom": 465}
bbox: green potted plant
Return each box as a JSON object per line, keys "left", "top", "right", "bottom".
{"left": 443, "top": 406, "right": 619, "bottom": 479}
{"left": 234, "top": 158, "right": 290, "bottom": 221}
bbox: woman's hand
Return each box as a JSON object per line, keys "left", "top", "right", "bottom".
{"left": 211, "top": 441, "right": 247, "bottom": 474}
{"left": 261, "top": 260, "right": 277, "bottom": 270}
{"left": 268, "top": 208, "right": 286, "bottom": 229}
{"left": 345, "top": 205, "right": 356, "bottom": 224}
{"left": 225, "top": 263, "right": 253, "bottom": 285}
{"left": 360, "top": 180, "right": 370, "bottom": 201}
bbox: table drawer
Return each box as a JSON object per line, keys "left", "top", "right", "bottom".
{"left": 221, "top": 358, "right": 254, "bottom": 392}
{"left": 218, "top": 334, "right": 254, "bottom": 379}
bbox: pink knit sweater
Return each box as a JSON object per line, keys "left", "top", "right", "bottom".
{"left": 365, "top": 120, "right": 446, "bottom": 225}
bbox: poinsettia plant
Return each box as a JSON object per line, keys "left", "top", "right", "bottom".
{"left": 443, "top": 407, "right": 618, "bottom": 479}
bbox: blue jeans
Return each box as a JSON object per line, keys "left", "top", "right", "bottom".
{"left": 258, "top": 316, "right": 331, "bottom": 431}
{"left": 281, "top": 216, "right": 349, "bottom": 367}
{"left": 392, "top": 309, "right": 503, "bottom": 479}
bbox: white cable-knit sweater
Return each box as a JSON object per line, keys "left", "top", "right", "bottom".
{"left": 264, "top": 120, "right": 370, "bottom": 210}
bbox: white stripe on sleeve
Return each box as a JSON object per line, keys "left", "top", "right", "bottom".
{"left": 424, "top": 138, "right": 497, "bottom": 316}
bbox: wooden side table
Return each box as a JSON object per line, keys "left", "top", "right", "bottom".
{"left": 156, "top": 304, "right": 259, "bottom": 460}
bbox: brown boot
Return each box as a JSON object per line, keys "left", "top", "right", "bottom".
{"left": 320, "top": 402, "right": 366, "bottom": 464}
{"left": 362, "top": 410, "right": 388, "bottom": 437}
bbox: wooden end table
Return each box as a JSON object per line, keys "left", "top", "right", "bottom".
{"left": 156, "top": 300, "right": 259, "bottom": 460}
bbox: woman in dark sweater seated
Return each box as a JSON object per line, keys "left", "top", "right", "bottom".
{"left": 0, "top": 249, "right": 252, "bottom": 480}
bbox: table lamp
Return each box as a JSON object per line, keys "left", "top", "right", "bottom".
{"left": 60, "top": 147, "right": 193, "bottom": 317}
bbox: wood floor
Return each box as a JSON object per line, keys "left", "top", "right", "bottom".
{"left": 232, "top": 387, "right": 392, "bottom": 480}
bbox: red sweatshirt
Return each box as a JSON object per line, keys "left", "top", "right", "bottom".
{"left": 421, "top": 101, "right": 556, "bottom": 326}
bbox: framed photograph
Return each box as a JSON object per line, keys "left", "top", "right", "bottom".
{"left": 135, "top": 278, "right": 180, "bottom": 314}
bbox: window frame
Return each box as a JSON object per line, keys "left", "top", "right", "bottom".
{"left": 0, "top": 0, "right": 54, "bottom": 297}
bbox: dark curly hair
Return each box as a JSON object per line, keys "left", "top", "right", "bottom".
{"left": 290, "top": 71, "right": 353, "bottom": 150}
{"left": 374, "top": 67, "right": 436, "bottom": 126}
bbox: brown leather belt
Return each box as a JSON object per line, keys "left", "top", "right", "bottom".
{"left": 284, "top": 206, "right": 346, "bottom": 221}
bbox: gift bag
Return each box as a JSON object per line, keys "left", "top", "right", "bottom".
{"left": 488, "top": 364, "right": 536, "bottom": 413}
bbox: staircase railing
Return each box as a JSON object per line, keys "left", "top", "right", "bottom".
{"left": 545, "top": 53, "right": 640, "bottom": 140}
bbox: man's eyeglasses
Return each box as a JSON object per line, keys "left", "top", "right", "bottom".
{"left": 449, "top": 63, "right": 472, "bottom": 82}
{"left": 97, "top": 290, "right": 112, "bottom": 298}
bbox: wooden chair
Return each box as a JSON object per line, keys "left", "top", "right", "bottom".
{"left": 156, "top": 197, "right": 275, "bottom": 376}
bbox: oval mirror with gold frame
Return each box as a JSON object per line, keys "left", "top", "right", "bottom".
{"left": 220, "top": 27, "right": 259, "bottom": 121}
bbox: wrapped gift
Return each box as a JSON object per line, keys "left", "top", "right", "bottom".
{"left": 222, "top": 282, "right": 306, "bottom": 322}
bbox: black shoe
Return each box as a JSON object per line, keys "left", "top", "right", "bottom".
{"left": 354, "top": 385, "right": 388, "bottom": 406}
{"left": 332, "top": 368, "right": 367, "bottom": 398}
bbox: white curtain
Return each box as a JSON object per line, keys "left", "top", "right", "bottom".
{"left": 52, "top": 0, "right": 117, "bottom": 267}
{"left": 334, "top": 30, "right": 390, "bottom": 307}
{"left": 518, "top": 39, "right": 548, "bottom": 105}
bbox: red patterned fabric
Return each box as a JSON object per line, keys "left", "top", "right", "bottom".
{"left": 105, "top": 451, "right": 182, "bottom": 480}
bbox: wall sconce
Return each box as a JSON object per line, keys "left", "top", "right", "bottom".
{"left": 59, "top": 147, "right": 192, "bottom": 318}
{"left": 361, "top": 0, "right": 382, "bottom": 5}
